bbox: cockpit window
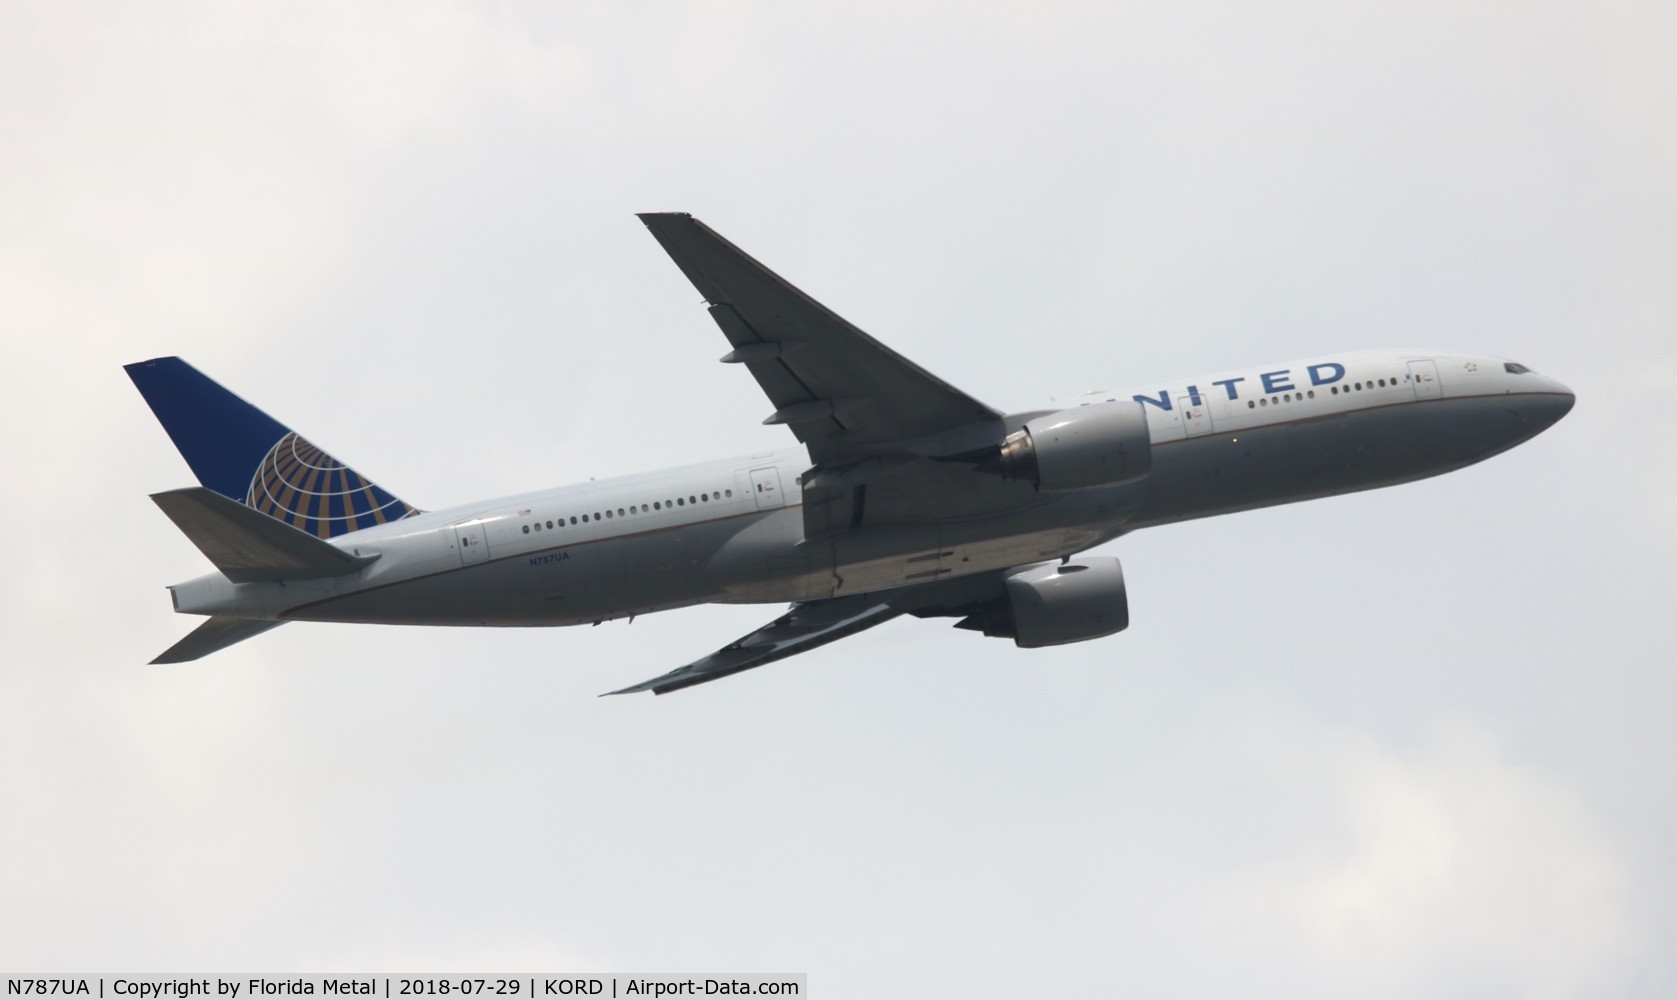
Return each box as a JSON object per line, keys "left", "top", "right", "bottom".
{"left": 1504, "top": 362, "right": 1533, "bottom": 374}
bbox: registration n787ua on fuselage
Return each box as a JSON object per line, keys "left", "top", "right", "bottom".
{"left": 128, "top": 214, "right": 1574, "bottom": 694}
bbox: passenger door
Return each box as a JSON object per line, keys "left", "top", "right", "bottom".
{"left": 750, "top": 466, "right": 785, "bottom": 510}
{"left": 453, "top": 520, "right": 490, "bottom": 566}
{"left": 1409, "top": 360, "right": 1442, "bottom": 400}
{"left": 1179, "top": 395, "right": 1214, "bottom": 437}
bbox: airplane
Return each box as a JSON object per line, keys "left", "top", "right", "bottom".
{"left": 126, "top": 213, "right": 1576, "bottom": 694}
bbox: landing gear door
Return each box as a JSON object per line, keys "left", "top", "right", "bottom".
{"left": 1409, "top": 360, "right": 1442, "bottom": 400}
{"left": 1179, "top": 395, "right": 1214, "bottom": 438}
{"left": 454, "top": 520, "right": 490, "bottom": 566}
{"left": 750, "top": 467, "right": 784, "bottom": 510}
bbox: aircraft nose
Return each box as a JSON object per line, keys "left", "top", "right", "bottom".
{"left": 1552, "top": 379, "right": 1575, "bottom": 416}
{"left": 1534, "top": 378, "right": 1576, "bottom": 427}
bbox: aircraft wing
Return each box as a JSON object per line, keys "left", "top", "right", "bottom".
{"left": 605, "top": 571, "right": 1015, "bottom": 696}
{"left": 604, "top": 596, "right": 902, "bottom": 696}
{"left": 638, "top": 213, "right": 1003, "bottom": 464}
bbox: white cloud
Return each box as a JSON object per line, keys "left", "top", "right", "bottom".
{"left": 1265, "top": 718, "right": 1635, "bottom": 997}
{"left": 1067, "top": 703, "right": 1642, "bottom": 997}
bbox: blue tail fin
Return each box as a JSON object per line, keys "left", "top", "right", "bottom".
{"left": 125, "top": 357, "right": 419, "bottom": 539}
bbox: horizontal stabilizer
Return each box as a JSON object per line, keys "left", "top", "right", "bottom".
{"left": 152, "top": 487, "right": 378, "bottom": 583}
{"left": 152, "top": 616, "right": 286, "bottom": 664}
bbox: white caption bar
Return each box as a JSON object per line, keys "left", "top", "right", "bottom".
{"left": 2, "top": 977, "right": 807, "bottom": 1000}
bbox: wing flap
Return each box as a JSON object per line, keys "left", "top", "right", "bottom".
{"left": 152, "top": 487, "right": 378, "bottom": 583}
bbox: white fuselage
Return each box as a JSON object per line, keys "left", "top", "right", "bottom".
{"left": 165, "top": 351, "right": 1573, "bottom": 628}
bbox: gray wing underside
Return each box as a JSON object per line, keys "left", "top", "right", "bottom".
{"left": 605, "top": 572, "right": 1011, "bottom": 696}
{"left": 637, "top": 213, "right": 1002, "bottom": 463}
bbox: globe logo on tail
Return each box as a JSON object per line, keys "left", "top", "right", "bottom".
{"left": 246, "top": 433, "right": 417, "bottom": 538}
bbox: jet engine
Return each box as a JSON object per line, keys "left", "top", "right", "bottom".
{"left": 991, "top": 401, "right": 1151, "bottom": 492}
{"left": 955, "top": 557, "right": 1129, "bottom": 647}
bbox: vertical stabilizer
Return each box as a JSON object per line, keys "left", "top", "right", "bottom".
{"left": 125, "top": 357, "right": 418, "bottom": 538}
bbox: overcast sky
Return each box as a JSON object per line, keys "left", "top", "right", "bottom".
{"left": 3, "top": 2, "right": 1673, "bottom": 996}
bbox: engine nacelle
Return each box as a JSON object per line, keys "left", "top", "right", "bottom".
{"left": 958, "top": 557, "right": 1130, "bottom": 648}
{"left": 995, "top": 401, "right": 1151, "bottom": 492}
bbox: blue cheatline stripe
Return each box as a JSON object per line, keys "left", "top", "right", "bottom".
{"left": 126, "top": 357, "right": 418, "bottom": 539}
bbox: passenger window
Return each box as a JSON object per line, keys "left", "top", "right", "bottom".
{"left": 1248, "top": 400, "right": 1255, "bottom": 408}
{"left": 606, "top": 510, "right": 613, "bottom": 519}
{"left": 654, "top": 502, "right": 661, "bottom": 510}
{"left": 1331, "top": 386, "right": 1338, "bottom": 394}
{"left": 594, "top": 512, "right": 602, "bottom": 520}
{"left": 547, "top": 520, "right": 553, "bottom": 529}
{"left": 1307, "top": 390, "right": 1315, "bottom": 398}
{"left": 569, "top": 516, "right": 576, "bottom": 525}
{"left": 1260, "top": 398, "right": 1268, "bottom": 407}
{"left": 726, "top": 489, "right": 733, "bottom": 498}
{"left": 702, "top": 493, "right": 709, "bottom": 502}
{"left": 690, "top": 495, "right": 697, "bottom": 504}
{"left": 522, "top": 525, "right": 530, "bottom": 534}
{"left": 641, "top": 504, "right": 649, "bottom": 512}
{"left": 677, "top": 498, "right": 684, "bottom": 506}
{"left": 534, "top": 522, "right": 541, "bottom": 531}
{"left": 618, "top": 508, "right": 625, "bottom": 516}
{"left": 581, "top": 514, "right": 588, "bottom": 522}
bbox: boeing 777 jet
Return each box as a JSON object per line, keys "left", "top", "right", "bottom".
{"left": 127, "top": 214, "right": 1575, "bottom": 693}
